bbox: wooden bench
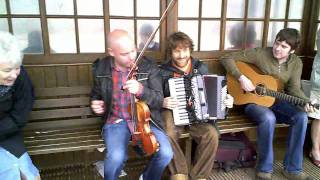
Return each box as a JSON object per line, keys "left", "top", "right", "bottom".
{"left": 23, "top": 86, "right": 191, "bottom": 156}
{"left": 23, "top": 86, "right": 104, "bottom": 155}
{"left": 23, "top": 85, "right": 311, "bottom": 178}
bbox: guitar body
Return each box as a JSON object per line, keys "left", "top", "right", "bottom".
{"left": 227, "top": 61, "right": 280, "bottom": 107}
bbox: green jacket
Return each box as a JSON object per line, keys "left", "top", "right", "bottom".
{"left": 220, "top": 47, "right": 308, "bottom": 101}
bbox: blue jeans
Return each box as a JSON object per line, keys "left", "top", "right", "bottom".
{"left": 102, "top": 120, "right": 173, "bottom": 180}
{"left": 0, "top": 148, "right": 39, "bottom": 180}
{"left": 245, "top": 101, "right": 308, "bottom": 173}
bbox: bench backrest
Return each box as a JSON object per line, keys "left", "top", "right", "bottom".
{"left": 24, "top": 86, "right": 102, "bottom": 132}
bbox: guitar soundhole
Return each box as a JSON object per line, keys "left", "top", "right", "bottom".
{"left": 255, "top": 84, "right": 266, "bottom": 96}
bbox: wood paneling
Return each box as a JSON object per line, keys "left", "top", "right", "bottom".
{"left": 25, "top": 64, "right": 93, "bottom": 88}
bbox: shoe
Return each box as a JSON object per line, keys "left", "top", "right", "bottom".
{"left": 309, "top": 151, "right": 320, "bottom": 167}
{"left": 282, "top": 171, "right": 313, "bottom": 180}
{"left": 256, "top": 172, "right": 272, "bottom": 180}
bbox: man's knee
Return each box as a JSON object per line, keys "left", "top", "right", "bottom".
{"left": 158, "top": 144, "right": 174, "bottom": 164}
{"left": 292, "top": 111, "right": 308, "bottom": 126}
{"left": 106, "top": 150, "right": 128, "bottom": 166}
{"left": 256, "top": 112, "right": 276, "bottom": 126}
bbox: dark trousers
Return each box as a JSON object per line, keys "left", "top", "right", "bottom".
{"left": 162, "top": 110, "right": 219, "bottom": 179}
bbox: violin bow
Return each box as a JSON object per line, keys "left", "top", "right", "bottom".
{"left": 126, "top": 0, "right": 177, "bottom": 80}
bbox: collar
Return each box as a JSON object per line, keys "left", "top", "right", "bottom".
{"left": 111, "top": 58, "right": 130, "bottom": 73}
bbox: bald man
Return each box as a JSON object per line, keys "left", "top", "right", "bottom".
{"left": 90, "top": 29, "right": 173, "bottom": 180}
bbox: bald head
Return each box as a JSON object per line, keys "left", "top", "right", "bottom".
{"left": 107, "top": 29, "right": 137, "bottom": 69}
{"left": 107, "top": 29, "right": 134, "bottom": 49}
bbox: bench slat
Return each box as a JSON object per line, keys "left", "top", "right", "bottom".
{"left": 29, "top": 107, "right": 92, "bottom": 120}
{"left": 34, "top": 86, "right": 91, "bottom": 97}
{"left": 26, "top": 141, "right": 104, "bottom": 155}
{"left": 24, "top": 117, "right": 101, "bottom": 131}
{"left": 33, "top": 97, "right": 90, "bottom": 109}
{"left": 25, "top": 134, "right": 101, "bottom": 146}
{"left": 24, "top": 129, "right": 101, "bottom": 141}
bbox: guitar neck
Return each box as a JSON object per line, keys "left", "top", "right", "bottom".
{"left": 257, "top": 86, "right": 320, "bottom": 109}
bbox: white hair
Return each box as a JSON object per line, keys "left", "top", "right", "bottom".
{"left": 0, "top": 31, "right": 24, "bottom": 66}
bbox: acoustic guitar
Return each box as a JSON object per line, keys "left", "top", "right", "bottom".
{"left": 227, "top": 61, "right": 320, "bottom": 109}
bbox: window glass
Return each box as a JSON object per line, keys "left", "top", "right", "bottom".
{"left": 178, "top": 0, "right": 199, "bottom": 18}
{"left": 0, "top": 0, "right": 6, "bottom": 14}
{"left": 225, "top": 21, "right": 244, "bottom": 50}
{"left": 78, "top": 19, "right": 105, "bottom": 53}
{"left": 248, "top": 0, "right": 265, "bottom": 18}
{"left": 12, "top": 18, "right": 43, "bottom": 54}
{"left": 288, "top": 0, "right": 304, "bottom": 19}
{"left": 137, "top": 0, "right": 159, "bottom": 17}
{"left": 178, "top": 20, "right": 199, "bottom": 50}
{"left": 287, "top": 22, "right": 301, "bottom": 32}
{"left": 109, "top": 0, "right": 133, "bottom": 16}
{"left": 77, "top": 0, "right": 103, "bottom": 16}
{"left": 227, "top": 0, "right": 245, "bottom": 18}
{"left": 0, "top": 18, "right": 8, "bottom": 32}
{"left": 48, "top": 18, "right": 77, "bottom": 53}
{"left": 46, "top": 0, "right": 74, "bottom": 15}
{"left": 267, "top": 21, "right": 284, "bottom": 46}
{"left": 270, "top": 0, "right": 287, "bottom": 19}
{"left": 10, "top": 0, "right": 39, "bottom": 14}
{"left": 247, "top": 21, "right": 264, "bottom": 48}
{"left": 137, "top": 20, "right": 160, "bottom": 51}
{"left": 202, "top": 0, "right": 221, "bottom": 18}
{"left": 200, "top": 20, "right": 220, "bottom": 50}
{"left": 110, "top": 19, "right": 134, "bottom": 39}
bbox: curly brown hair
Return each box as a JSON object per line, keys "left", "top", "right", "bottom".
{"left": 166, "top": 32, "right": 194, "bottom": 59}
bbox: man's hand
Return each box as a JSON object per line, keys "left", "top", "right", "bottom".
{"left": 123, "top": 79, "right": 143, "bottom": 95}
{"left": 224, "top": 94, "right": 234, "bottom": 108}
{"left": 163, "top": 97, "right": 178, "bottom": 110}
{"left": 304, "top": 99, "right": 317, "bottom": 113}
{"left": 91, "top": 100, "right": 105, "bottom": 115}
{"left": 238, "top": 75, "right": 255, "bottom": 92}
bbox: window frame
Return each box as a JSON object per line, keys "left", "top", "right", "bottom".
{"left": 0, "top": 0, "right": 318, "bottom": 64}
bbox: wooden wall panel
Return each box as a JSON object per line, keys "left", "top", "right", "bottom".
{"left": 56, "top": 66, "right": 68, "bottom": 87}
{"left": 202, "top": 59, "right": 226, "bottom": 75}
{"left": 78, "top": 65, "right": 90, "bottom": 86}
{"left": 88, "top": 66, "right": 93, "bottom": 86}
{"left": 44, "top": 67, "right": 57, "bottom": 88}
{"left": 28, "top": 68, "right": 46, "bottom": 88}
{"left": 25, "top": 64, "right": 92, "bottom": 88}
{"left": 67, "top": 66, "right": 79, "bottom": 86}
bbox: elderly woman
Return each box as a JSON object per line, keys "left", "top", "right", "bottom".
{"left": 0, "top": 31, "right": 40, "bottom": 179}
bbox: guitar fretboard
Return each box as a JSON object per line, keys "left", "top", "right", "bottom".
{"left": 256, "top": 86, "right": 320, "bottom": 109}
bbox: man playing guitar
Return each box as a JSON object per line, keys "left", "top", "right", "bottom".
{"left": 220, "top": 28, "right": 315, "bottom": 180}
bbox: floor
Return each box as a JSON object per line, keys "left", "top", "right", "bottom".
{"left": 38, "top": 139, "right": 320, "bottom": 180}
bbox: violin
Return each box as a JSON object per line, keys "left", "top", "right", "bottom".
{"left": 128, "top": 67, "right": 159, "bottom": 155}
{"left": 126, "top": 0, "right": 177, "bottom": 156}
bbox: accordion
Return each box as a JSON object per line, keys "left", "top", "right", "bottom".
{"left": 168, "top": 75, "right": 227, "bottom": 126}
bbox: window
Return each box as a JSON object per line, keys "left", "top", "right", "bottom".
{"left": 109, "top": 0, "right": 161, "bottom": 52}
{"left": 1, "top": 0, "right": 44, "bottom": 54}
{"left": 0, "top": 0, "right": 315, "bottom": 64}
{"left": 0, "top": 0, "right": 165, "bottom": 64}
{"left": 45, "top": 0, "right": 105, "bottom": 54}
{"left": 176, "top": 0, "right": 306, "bottom": 54}
{"left": 268, "top": 0, "right": 305, "bottom": 46}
